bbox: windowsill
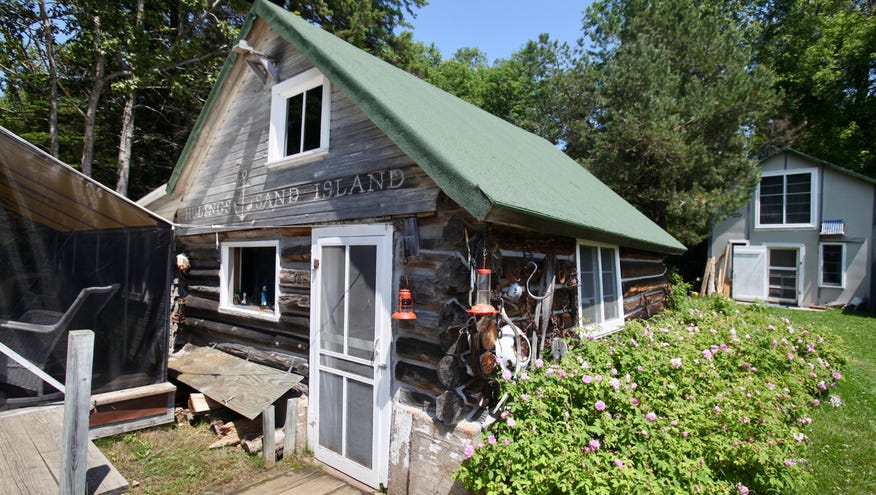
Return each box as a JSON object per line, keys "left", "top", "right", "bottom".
{"left": 754, "top": 224, "right": 816, "bottom": 231}
{"left": 578, "top": 320, "right": 625, "bottom": 339}
{"left": 818, "top": 284, "right": 845, "bottom": 290}
{"left": 266, "top": 148, "right": 328, "bottom": 170}
{"left": 219, "top": 305, "right": 280, "bottom": 322}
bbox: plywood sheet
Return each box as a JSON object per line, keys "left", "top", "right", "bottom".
{"left": 168, "top": 346, "right": 303, "bottom": 420}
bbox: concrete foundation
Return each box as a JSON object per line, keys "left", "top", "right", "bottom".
{"left": 387, "top": 400, "right": 481, "bottom": 495}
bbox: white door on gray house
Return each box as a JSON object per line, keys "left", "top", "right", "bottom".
{"left": 732, "top": 245, "right": 802, "bottom": 305}
{"left": 309, "top": 224, "right": 393, "bottom": 488}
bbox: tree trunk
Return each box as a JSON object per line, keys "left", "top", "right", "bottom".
{"left": 115, "top": 95, "right": 134, "bottom": 195}
{"left": 115, "top": 0, "right": 143, "bottom": 197}
{"left": 80, "top": 14, "right": 105, "bottom": 177}
{"left": 38, "top": 0, "right": 58, "bottom": 158}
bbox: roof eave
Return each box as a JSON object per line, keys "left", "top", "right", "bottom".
{"left": 484, "top": 202, "right": 687, "bottom": 255}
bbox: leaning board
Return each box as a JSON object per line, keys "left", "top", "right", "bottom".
{"left": 169, "top": 345, "right": 303, "bottom": 420}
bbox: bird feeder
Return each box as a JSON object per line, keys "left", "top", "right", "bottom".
{"left": 468, "top": 268, "right": 498, "bottom": 315}
{"left": 392, "top": 288, "right": 417, "bottom": 320}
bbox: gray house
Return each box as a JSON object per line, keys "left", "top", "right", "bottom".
{"left": 710, "top": 148, "right": 875, "bottom": 310}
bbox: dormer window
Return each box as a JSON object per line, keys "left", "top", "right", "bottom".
{"left": 269, "top": 67, "right": 331, "bottom": 166}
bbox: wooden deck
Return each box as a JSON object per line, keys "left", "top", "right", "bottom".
{"left": 234, "top": 464, "right": 372, "bottom": 495}
{"left": 0, "top": 406, "right": 128, "bottom": 495}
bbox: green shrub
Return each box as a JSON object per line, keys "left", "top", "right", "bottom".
{"left": 453, "top": 298, "right": 846, "bottom": 495}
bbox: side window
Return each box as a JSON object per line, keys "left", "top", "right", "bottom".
{"left": 577, "top": 241, "right": 623, "bottom": 334}
{"left": 220, "top": 240, "right": 280, "bottom": 320}
{"left": 756, "top": 169, "right": 817, "bottom": 228}
{"left": 269, "top": 67, "right": 331, "bottom": 165}
{"left": 819, "top": 243, "right": 845, "bottom": 288}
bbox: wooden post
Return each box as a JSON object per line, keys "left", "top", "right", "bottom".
{"left": 262, "top": 405, "right": 276, "bottom": 466}
{"left": 60, "top": 330, "right": 94, "bottom": 495}
{"left": 283, "top": 398, "right": 298, "bottom": 456}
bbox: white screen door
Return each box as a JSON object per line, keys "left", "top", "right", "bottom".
{"left": 732, "top": 245, "right": 767, "bottom": 301}
{"left": 309, "top": 224, "right": 392, "bottom": 488}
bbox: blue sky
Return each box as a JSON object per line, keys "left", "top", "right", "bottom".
{"left": 406, "top": 1, "right": 594, "bottom": 62}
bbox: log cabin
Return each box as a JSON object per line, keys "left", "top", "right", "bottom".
{"left": 141, "top": 1, "right": 686, "bottom": 491}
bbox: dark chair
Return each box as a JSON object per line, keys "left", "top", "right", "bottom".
{"left": 0, "top": 284, "right": 119, "bottom": 395}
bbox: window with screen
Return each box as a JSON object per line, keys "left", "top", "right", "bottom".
{"left": 577, "top": 241, "right": 623, "bottom": 333}
{"left": 757, "top": 169, "right": 816, "bottom": 228}
{"left": 819, "top": 243, "right": 845, "bottom": 288}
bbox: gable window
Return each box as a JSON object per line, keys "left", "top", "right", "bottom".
{"left": 220, "top": 240, "right": 280, "bottom": 320}
{"left": 756, "top": 169, "right": 817, "bottom": 228}
{"left": 576, "top": 241, "right": 624, "bottom": 334}
{"left": 269, "top": 67, "right": 331, "bottom": 166}
{"left": 819, "top": 243, "right": 845, "bottom": 288}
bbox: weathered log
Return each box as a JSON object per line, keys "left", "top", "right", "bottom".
{"left": 188, "top": 285, "right": 220, "bottom": 298}
{"left": 183, "top": 295, "right": 310, "bottom": 336}
{"left": 437, "top": 355, "right": 467, "bottom": 389}
{"left": 242, "top": 429, "right": 285, "bottom": 455}
{"left": 434, "top": 254, "right": 471, "bottom": 295}
{"left": 213, "top": 342, "right": 309, "bottom": 376}
{"left": 279, "top": 269, "right": 310, "bottom": 290}
{"left": 180, "top": 317, "right": 309, "bottom": 354}
{"left": 281, "top": 244, "right": 310, "bottom": 263}
{"left": 620, "top": 260, "right": 668, "bottom": 280}
{"left": 622, "top": 280, "right": 670, "bottom": 297}
{"left": 278, "top": 293, "right": 310, "bottom": 314}
{"left": 395, "top": 337, "right": 443, "bottom": 367}
{"left": 435, "top": 390, "right": 467, "bottom": 425}
{"left": 395, "top": 362, "right": 442, "bottom": 396}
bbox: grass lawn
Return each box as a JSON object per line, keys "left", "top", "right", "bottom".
{"left": 766, "top": 308, "right": 876, "bottom": 494}
{"left": 94, "top": 416, "right": 300, "bottom": 494}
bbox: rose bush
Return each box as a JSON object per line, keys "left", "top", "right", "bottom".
{"left": 453, "top": 295, "right": 846, "bottom": 494}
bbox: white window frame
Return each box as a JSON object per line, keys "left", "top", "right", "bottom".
{"left": 576, "top": 240, "right": 624, "bottom": 336}
{"left": 755, "top": 168, "right": 818, "bottom": 230}
{"left": 268, "top": 67, "right": 331, "bottom": 167}
{"left": 219, "top": 239, "right": 281, "bottom": 321}
{"left": 818, "top": 242, "right": 846, "bottom": 289}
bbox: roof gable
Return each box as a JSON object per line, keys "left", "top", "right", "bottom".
{"left": 167, "top": 0, "right": 684, "bottom": 254}
{"left": 762, "top": 148, "right": 876, "bottom": 185}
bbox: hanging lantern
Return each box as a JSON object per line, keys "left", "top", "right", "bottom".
{"left": 392, "top": 288, "right": 417, "bottom": 320}
{"left": 468, "top": 268, "right": 498, "bottom": 315}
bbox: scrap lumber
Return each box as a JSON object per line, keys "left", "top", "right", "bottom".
{"left": 188, "top": 393, "right": 223, "bottom": 414}
{"left": 208, "top": 418, "right": 261, "bottom": 449}
{"left": 700, "top": 257, "right": 715, "bottom": 295}
{"left": 720, "top": 243, "right": 731, "bottom": 296}
{"left": 241, "top": 429, "right": 285, "bottom": 455}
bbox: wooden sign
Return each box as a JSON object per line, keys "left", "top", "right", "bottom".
{"left": 178, "top": 168, "right": 408, "bottom": 223}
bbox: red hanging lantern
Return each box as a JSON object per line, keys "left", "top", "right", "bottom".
{"left": 392, "top": 288, "right": 417, "bottom": 320}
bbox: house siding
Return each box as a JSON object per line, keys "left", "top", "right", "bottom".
{"left": 710, "top": 150, "right": 875, "bottom": 308}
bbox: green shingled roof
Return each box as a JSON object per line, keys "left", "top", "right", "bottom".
{"left": 167, "top": 0, "right": 685, "bottom": 254}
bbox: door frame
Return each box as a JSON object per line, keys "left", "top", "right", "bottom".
{"left": 764, "top": 243, "right": 805, "bottom": 306}
{"left": 308, "top": 223, "right": 393, "bottom": 488}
